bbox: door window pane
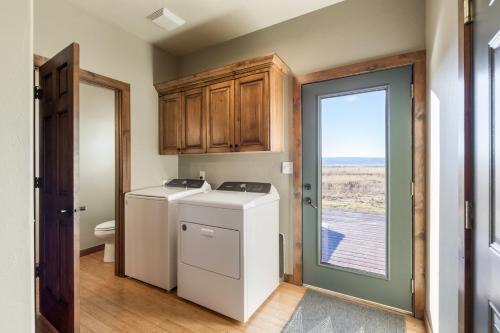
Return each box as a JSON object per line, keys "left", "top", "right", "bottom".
{"left": 320, "top": 89, "right": 387, "bottom": 277}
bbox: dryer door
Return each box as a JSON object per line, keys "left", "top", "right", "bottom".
{"left": 180, "top": 222, "right": 240, "bottom": 279}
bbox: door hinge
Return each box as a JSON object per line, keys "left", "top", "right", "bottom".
{"left": 34, "top": 86, "right": 43, "bottom": 100}
{"left": 464, "top": 0, "right": 473, "bottom": 24}
{"left": 35, "top": 263, "right": 42, "bottom": 278}
{"left": 411, "top": 181, "right": 415, "bottom": 198}
{"left": 465, "top": 200, "right": 473, "bottom": 230}
{"left": 411, "top": 279, "right": 415, "bottom": 294}
{"left": 410, "top": 84, "right": 415, "bottom": 99}
{"left": 34, "top": 177, "right": 43, "bottom": 189}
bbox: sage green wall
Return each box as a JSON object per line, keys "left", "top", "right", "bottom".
{"left": 0, "top": 0, "right": 35, "bottom": 331}
{"left": 35, "top": 0, "right": 180, "bottom": 190}
{"left": 178, "top": 0, "right": 425, "bottom": 274}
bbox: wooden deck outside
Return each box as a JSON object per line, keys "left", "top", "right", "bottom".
{"left": 321, "top": 208, "right": 386, "bottom": 276}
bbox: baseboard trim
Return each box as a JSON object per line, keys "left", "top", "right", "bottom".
{"left": 80, "top": 244, "right": 104, "bottom": 257}
{"left": 424, "top": 310, "right": 433, "bottom": 333}
{"left": 304, "top": 284, "right": 413, "bottom": 316}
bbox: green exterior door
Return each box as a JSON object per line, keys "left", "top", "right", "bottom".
{"left": 302, "top": 66, "right": 413, "bottom": 312}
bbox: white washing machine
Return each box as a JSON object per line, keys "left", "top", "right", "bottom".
{"left": 177, "top": 182, "right": 280, "bottom": 322}
{"left": 125, "top": 179, "right": 211, "bottom": 291}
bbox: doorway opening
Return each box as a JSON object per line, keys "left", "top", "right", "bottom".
{"left": 34, "top": 49, "right": 130, "bottom": 332}
{"left": 291, "top": 51, "right": 426, "bottom": 318}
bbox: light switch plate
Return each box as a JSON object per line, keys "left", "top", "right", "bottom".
{"left": 282, "top": 162, "right": 293, "bottom": 174}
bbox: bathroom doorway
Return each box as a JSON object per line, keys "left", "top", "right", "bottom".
{"left": 34, "top": 47, "right": 131, "bottom": 332}
{"left": 79, "top": 83, "right": 115, "bottom": 258}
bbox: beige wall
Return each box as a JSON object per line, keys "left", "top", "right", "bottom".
{"left": 0, "top": 0, "right": 35, "bottom": 331}
{"left": 425, "top": 0, "right": 462, "bottom": 331}
{"left": 35, "top": 0, "right": 180, "bottom": 191}
{"left": 178, "top": 0, "right": 425, "bottom": 274}
{"left": 179, "top": 0, "right": 425, "bottom": 76}
{"left": 79, "top": 84, "right": 115, "bottom": 250}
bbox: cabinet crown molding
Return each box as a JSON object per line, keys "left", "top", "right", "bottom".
{"left": 155, "top": 53, "right": 290, "bottom": 95}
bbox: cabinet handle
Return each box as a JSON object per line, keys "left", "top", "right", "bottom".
{"left": 229, "top": 144, "right": 233, "bottom": 150}
{"left": 234, "top": 144, "right": 239, "bottom": 149}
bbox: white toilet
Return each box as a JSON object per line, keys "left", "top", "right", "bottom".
{"left": 94, "top": 220, "right": 115, "bottom": 263}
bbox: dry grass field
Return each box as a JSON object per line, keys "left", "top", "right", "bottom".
{"left": 321, "top": 166, "right": 385, "bottom": 214}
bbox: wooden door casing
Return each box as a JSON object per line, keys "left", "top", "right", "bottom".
{"left": 159, "top": 93, "right": 181, "bottom": 154}
{"left": 35, "top": 53, "right": 132, "bottom": 277}
{"left": 206, "top": 80, "right": 234, "bottom": 153}
{"left": 181, "top": 88, "right": 205, "bottom": 154}
{"left": 234, "top": 73, "right": 270, "bottom": 152}
{"left": 39, "top": 43, "right": 80, "bottom": 333}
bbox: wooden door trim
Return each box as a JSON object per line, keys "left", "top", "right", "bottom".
{"left": 458, "top": 0, "right": 473, "bottom": 331}
{"left": 35, "top": 54, "right": 130, "bottom": 277}
{"left": 290, "top": 50, "right": 426, "bottom": 319}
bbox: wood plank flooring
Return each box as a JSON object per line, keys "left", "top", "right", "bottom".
{"left": 36, "top": 251, "right": 425, "bottom": 332}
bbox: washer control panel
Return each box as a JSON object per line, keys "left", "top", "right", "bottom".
{"left": 166, "top": 179, "right": 206, "bottom": 188}
{"left": 217, "top": 182, "right": 272, "bottom": 193}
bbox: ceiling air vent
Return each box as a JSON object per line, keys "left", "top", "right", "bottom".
{"left": 148, "top": 8, "right": 185, "bottom": 31}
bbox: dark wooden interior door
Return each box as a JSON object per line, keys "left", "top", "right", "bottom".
{"left": 473, "top": 0, "right": 500, "bottom": 331}
{"left": 39, "top": 43, "right": 80, "bottom": 333}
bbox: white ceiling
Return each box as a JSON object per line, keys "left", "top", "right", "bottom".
{"left": 65, "top": 0, "right": 345, "bottom": 55}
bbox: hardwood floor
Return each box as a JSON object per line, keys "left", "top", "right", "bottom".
{"left": 36, "top": 251, "right": 425, "bottom": 332}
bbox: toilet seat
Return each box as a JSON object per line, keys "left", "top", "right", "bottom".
{"left": 95, "top": 220, "right": 115, "bottom": 231}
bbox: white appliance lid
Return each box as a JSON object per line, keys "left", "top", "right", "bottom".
{"left": 178, "top": 184, "right": 279, "bottom": 210}
{"left": 126, "top": 180, "right": 210, "bottom": 201}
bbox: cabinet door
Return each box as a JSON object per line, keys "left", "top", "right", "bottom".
{"left": 234, "top": 72, "right": 270, "bottom": 151}
{"left": 159, "top": 93, "right": 181, "bottom": 154}
{"left": 206, "top": 81, "right": 234, "bottom": 153}
{"left": 181, "top": 88, "right": 205, "bottom": 154}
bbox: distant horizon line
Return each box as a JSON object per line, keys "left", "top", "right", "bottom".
{"left": 322, "top": 156, "right": 385, "bottom": 158}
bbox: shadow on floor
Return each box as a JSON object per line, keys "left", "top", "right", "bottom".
{"left": 321, "top": 226, "right": 344, "bottom": 262}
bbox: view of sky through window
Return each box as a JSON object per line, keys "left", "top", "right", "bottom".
{"left": 320, "top": 88, "right": 388, "bottom": 277}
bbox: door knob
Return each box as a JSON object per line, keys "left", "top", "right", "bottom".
{"left": 57, "top": 209, "right": 72, "bottom": 215}
{"left": 304, "top": 197, "right": 318, "bottom": 209}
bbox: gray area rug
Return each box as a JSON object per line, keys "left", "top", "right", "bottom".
{"left": 282, "top": 290, "right": 406, "bottom": 333}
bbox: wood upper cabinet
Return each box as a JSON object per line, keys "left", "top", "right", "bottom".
{"left": 181, "top": 88, "right": 205, "bottom": 154}
{"left": 234, "top": 73, "right": 270, "bottom": 152}
{"left": 206, "top": 81, "right": 234, "bottom": 153}
{"left": 159, "top": 93, "right": 181, "bottom": 154}
{"left": 155, "top": 54, "right": 288, "bottom": 155}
